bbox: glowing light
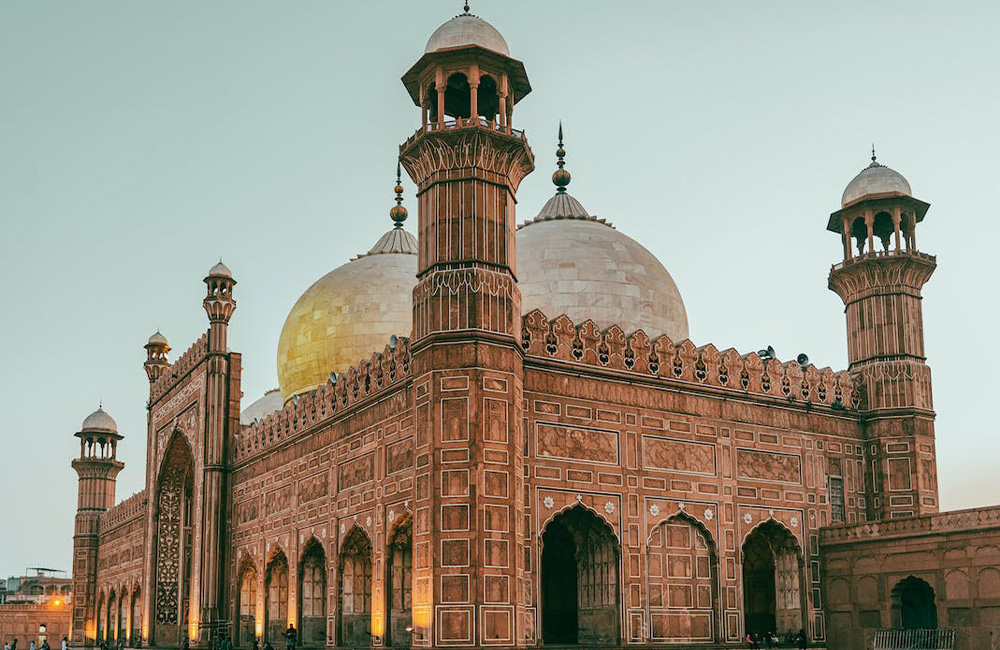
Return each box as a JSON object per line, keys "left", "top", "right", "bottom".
{"left": 189, "top": 623, "right": 198, "bottom": 640}
{"left": 371, "top": 611, "right": 385, "bottom": 637}
{"left": 255, "top": 621, "right": 262, "bottom": 636}
{"left": 52, "top": 599, "right": 62, "bottom": 607}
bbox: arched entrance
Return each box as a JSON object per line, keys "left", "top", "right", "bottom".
{"left": 646, "top": 513, "right": 718, "bottom": 643}
{"left": 118, "top": 588, "right": 128, "bottom": 644}
{"left": 237, "top": 562, "right": 258, "bottom": 647}
{"left": 742, "top": 520, "right": 804, "bottom": 638}
{"left": 386, "top": 513, "right": 413, "bottom": 648}
{"left": 298, "top": 540, "right": 327, "bottom": 648}
{"left": 152, "top": 433, "right": 195, "bottom": 647}
{"left": 265, "top": 551, "right": 289, "bottom": 644}
{"left": 130, "top": 586, "right": 142, "bottom": 646}
{"left": 540, "top": 505, "right": 620, "bottom": 645}
{"left": 96, "top": 592, "right": 106, "bottom": 645}
{"left": 107, "top": 589, "right": 117, "bottom": 645}
{"left": 338, "top": 526, "right": 373, "bottom": 647}
{"left": 892, "top": 576, "right": 937, "bottom": 629}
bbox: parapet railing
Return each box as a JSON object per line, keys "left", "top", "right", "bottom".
{"left": 403, "top": 117, "right": 525, "bottom": 148}
{"left": 820, "top": 504, "right": 1000, "bottom": 544}
{"left": 831, "top": 249, "right": 936, "bottom": 271}
{"left": 521, "top": 309, "right": 857, "bottom": 409}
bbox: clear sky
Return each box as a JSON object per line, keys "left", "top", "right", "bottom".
{"left": 1, "top": 1, "right": 997, "bottom": 578}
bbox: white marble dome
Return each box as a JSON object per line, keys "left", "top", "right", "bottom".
{"left": 842, "top": 159, "right": 912, "bottom": 207}
{"left": 240, "top": 388, "right": 283, "bottom": 426}
{"left": 276, "top": 228, "right": 418, "bottom": 403}
{"left": 81, "top": 407, "right": 117, "bottom": 434}
{"left": 517, "top": 200, "right": 689, "bottom": 341}
{"left": 425, "top": 13, "right": 509, "bottom": 56}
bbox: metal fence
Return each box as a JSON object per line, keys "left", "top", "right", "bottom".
{"left": 873, "top": 628, "right": 956, "bottom": 650}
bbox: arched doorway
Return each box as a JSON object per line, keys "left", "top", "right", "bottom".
{"left": 265, "top": 552, "right": 289, "bottom": 644}
{"left": 237, "top": 562, "right": 258, "bottom": 647}
{"left": 646, "top": 513, "right": 718, "bottom": 643}
{"left": 338, "top": 526, "right": 373, "bottom": 647}
{"left": 130, "top": 587, "right": 142, "bottom": 646}
{"left": 540, "top": 505, "right": 620, "bottom": 645}
{"left": 118, "top": 588, "right": 128, "bottom": 644}
{"left": 97, "top": 592, "right": 106, "bottom": 645}
{"left": 386, "top": 513, "right": 413, "bottom": 648}
{"left": 892, "top": 576, "right": 937, "bottom": 629}
{"left": 742, "top": 520, "right": 804, "bottom": 638}
{"left": 152, "top": 433, "right": 195, "bottom": 647}
{"left": 299, "top": 541, "right": 327, "bottom": 648}
{"left": 107, "top": 589, "right": 117, "bottom": 645}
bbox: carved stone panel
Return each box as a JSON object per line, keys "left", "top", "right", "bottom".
{"left": 535, "top": 422, "right": 619, "bottom": 465}
{"left": 737, "top": 448, "right": 802, "bottom": 484}
{"left": 386, "top": 439, "right": 413, "bottom": 476}
{"left": 642, "top": 436, "right": 717, "bottom": 476}
{"left": 340, "top": 453, "right": 375, "bottom": 490}
{"left": 298, "top": 472, "right": 328, "bottom": 504}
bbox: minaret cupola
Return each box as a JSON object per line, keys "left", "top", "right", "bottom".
{"left": 144, "top": 330, "right": 171, "bottom": 382}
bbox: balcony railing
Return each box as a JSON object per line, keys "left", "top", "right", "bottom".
{"left": 873, "top": 628, "right": 956, "bottom": 650}
{"left": 403, "top": 117, "right": 525, "bottom": 148}
{"left": 831, "top": 248, "right": 936, "bottom": 271}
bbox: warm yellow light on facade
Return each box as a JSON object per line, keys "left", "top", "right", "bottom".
{"left": 371, "top": 610, "right": 385, "bottom": 637}
{"left": 255, "top": 621, "right": 262, "bottom": 636}
{"left": 189, "top": 623, "right": 198, "bottom": 640}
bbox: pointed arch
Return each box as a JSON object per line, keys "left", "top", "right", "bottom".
{"left": 539, "top": 504, "right": 621, "bottom": 645}
{"left": 386, "top": 512, "right": 413, "bottom": 648}
{"left": 298, "top": 537, "right": 327, "bottom": 648}
{"left": 152, "top": 431, "right": 195, "bottom": 647}
{"left": 265, "top": 549, "right": 289, "bottom": 644}
{"left": 338, "top": 525, "right": 373, "bottom": 647}
{"left": 130, "top": 584, "right": 142, "bottom": 646}
{"left": 236, "top": 556, "right": 259, "bottom": 647}
{"left": 539, "top": 498, "right": 621, "bottom": 544}
{"left": 97, "top": 590, "right": 107, "bottom": 645}
{"left": 107, "top": 588, "right": 118, "bottom": 645}
{"left": 646, "top": 511, "right": 719, "bottom": 642}
{"left": 891, "top": 576, "right": 937, "bottom": 629}
{"left": 741, "top": 519, "right": 805, "bottom": 637}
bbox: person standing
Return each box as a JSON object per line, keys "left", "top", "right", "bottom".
{"left": 797, "top": 628, "right": 808, "bottom": 649}
{"left": 282, "top": 625, "right": 296, "bottom": 650}
{"left": 61, "top": 637, "right": 68, "bottom": 650}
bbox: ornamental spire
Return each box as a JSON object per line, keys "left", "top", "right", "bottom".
{"left": 390, "top": 161, "right": 408, "bottom": 229}
{"left": 552, "top": 121, "right": 571, "bottom": 194}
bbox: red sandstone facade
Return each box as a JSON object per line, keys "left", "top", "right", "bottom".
{"left": 66, "top": 9, "right": 998, "bottom": 650}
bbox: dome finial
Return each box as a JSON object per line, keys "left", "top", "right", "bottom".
{"left": 463, "top": 1, "right": 470, "bottom": 14}
{"left": 871, "top": 143, "right": 877, "bottom": 163}
{"left": 552, "top": 121, "right": 571, "bottom": 194}
{"left": 390, "top": 161, "right": 408, "bottom": 229}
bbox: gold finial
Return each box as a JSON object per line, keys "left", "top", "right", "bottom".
{"left": 552, "top": 121, "right": 571, "bottom": 194}
{"left": 389, "top": 162, "right": 408, "bottom": 229}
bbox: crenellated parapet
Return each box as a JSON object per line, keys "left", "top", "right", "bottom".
{"left": 820, "top": 504, "right": 1000, "bottom": 546}
{"left": 98, "top": 491, "right": 147, "bottom": 535}
{"left": 149, "top": 332, "right": 208, "bottom": 402}
{"left": 233, "top": 337, "right": 412, "bottom": 462}
{"left": 521, "top": 309, "right": 857, "bottom": 409}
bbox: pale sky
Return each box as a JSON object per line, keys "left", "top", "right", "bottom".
{"left": 1, "top": 1, "right": 998, "bottom": 578}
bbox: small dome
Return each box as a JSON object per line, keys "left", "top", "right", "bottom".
{"left": 517, "top": 214, "right": 689, "bottom": 342}
{"left": 147, "top": 331, "right": 168, "bottom": 347}
{"left": 240, "top": 389, "right": 283, "bottom": 426}
{"left": 276, "top": 230, "right": 418, "bottom": 402}
{"left": 208, "top": 261, "right": 232, "bottom": 278}
{"left": 842, "top": 160, "right": 912, "bottom": 207}
{"left": 81, "top": 407, "right": 117, "bottom": 435}
{"left": 425, "top": 14, "right": 509, "bottom": 56}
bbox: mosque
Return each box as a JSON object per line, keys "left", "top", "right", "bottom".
{"left": 66, "top": 7, "right": 1000, "bottom": 650}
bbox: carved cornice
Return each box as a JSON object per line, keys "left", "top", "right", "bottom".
{"left": 828, "top": 252, "right": 936, "bottom": 304}
{"left": 400, "top": 122, "right": 534, "bottom": 193}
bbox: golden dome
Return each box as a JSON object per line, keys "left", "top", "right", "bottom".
{"left": 276, "top": 230, "right": 417, "bottom": 402}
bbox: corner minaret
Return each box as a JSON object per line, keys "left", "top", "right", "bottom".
{"left": 71, "top": 407, "right": 125, "bottom": 646}
{"left": 144, "top": 331, "right": 171, "bottom": 382}
{"left": 827, "top": 152, "right": 938, "bottom": 519}
{"left": 199, "top": 261, "right": 238, "bottom": 641}
{"left": 397, "top": 8, "right": 534, "bottom": 648}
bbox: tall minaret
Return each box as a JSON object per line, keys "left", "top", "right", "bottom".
{"left": 827, "top": 152, "right": 938, "bottom": 520}
{"left": 71, "top": 407, "right": 125, "bottom": 646}
{"left": 199, "top": 261, "right": 237, "bottom": 641}
{"left": 398, "top": 7, "right": 534, "bottom": 648}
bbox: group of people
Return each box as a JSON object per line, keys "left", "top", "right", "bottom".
{"left": 3, "top": 637, "right": 69, "bottom": 650}
{"left": 248, "top": 623, "right": 297, "bottom": 650}
{"left": 746, "top": 628, "right": 809, "bottom": 649}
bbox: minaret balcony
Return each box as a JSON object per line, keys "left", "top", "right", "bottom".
{"left": 403, "top": 116, "right": 526, "bottom": 149}
{"left": 831, "top": 248, "right": 936, "bottom": 272}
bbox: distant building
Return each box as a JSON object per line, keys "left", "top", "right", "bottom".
{"left": 0, "top": 570, "right": 71, "bottom": 647}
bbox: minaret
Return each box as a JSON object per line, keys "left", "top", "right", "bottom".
{"left": 144, "top": 331, "right": 171, "bottom": 382}
{"left": 827, "top": 151, "right": 938, "bottom": 520}
{"left": 71, "top": 407, "right": 125, "bottom": 646}
{"left": 199, "top": 261, "right": 237, "bottom": 641}
{"left": 398, "top": 7, "right": 534, "bottom": 647}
